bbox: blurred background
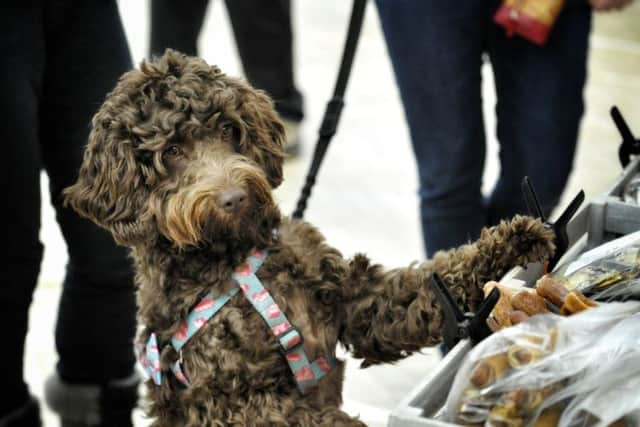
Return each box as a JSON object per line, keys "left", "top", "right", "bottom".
{"left": 29, "top": 1, "right": 639, "bottom": 425}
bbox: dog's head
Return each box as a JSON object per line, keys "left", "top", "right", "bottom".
{"left": 65, "top": 50, "right": 285, "bottom": 250}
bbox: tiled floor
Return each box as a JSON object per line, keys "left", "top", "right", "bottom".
{"left": 29, "top": 1, "right": 639, "bottom": 426}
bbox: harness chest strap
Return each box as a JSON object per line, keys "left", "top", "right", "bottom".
{"left": 136, "top": 248, "right": 335, "bottom": 394}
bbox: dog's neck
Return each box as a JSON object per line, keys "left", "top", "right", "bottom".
{"left": 167, "top": 239, "right": 257, "bottom": 275}
{"left": 132, "top": 210, "right": 282, "bottom": 329}
{"left": 132, "top": 235, "right": 271, "bottom": 331}
{"left": 136, "top": 220, "right": 279, "bottom": 291}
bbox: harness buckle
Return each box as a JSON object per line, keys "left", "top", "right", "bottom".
{"left": 275, "top": 326, "right": 304, "bottom": 355}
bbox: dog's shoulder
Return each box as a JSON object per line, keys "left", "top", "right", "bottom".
{"left": 271, "top": 217, "right": 348, "bottom": 279}
{"left": 277, "top": 217, "right": 326, "bottom": 248}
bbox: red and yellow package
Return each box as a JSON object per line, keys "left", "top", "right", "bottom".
{"left": 493, "top": 0, "right": 566, "bottom": 45}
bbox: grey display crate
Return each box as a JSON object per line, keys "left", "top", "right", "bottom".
{"left": 562, "top": 156, "right": 640, "bottom": 258}
{"left": 388, "top": 157, "right": 640, "bottom": 426}
{"left": 388, "top": 339, "right": 471, "bottom": 427}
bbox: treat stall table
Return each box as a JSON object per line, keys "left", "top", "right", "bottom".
{"left": 388, "top": 143, "right": 640, "bottom": 427}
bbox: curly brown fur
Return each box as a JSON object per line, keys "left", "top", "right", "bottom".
{"left": 64, "top": 50, "right": 555, "bottom": 427}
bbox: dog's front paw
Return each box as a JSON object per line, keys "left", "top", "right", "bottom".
{"left": 502, "top": 215, "right": 556, "bottom": 264}
{"left": 478, "top": 215, "right": 556, "bottom": 268}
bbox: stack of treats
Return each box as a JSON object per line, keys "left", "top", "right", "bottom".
{"left": 484, "top": 275, "right": 598, "bottom": 332}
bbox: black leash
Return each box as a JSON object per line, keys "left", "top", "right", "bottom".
{"left": 292, "top": 0, "right": 368, "bottom": 220}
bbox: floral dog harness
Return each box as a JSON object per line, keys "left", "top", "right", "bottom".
{"left": 137, "top": 248, "right": 335, "bottom": 394}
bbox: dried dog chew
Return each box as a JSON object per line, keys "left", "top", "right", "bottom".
{"left": 487, "top": 400, "right": 524, "bottom": 427}
{"left": 509, "top": 310, "right": 530, "bottom": 326}
{"left": 532, "top": 405, "right": 562, "bottom": 427}
{"left": 511, "top": 290, "right": 549, "bottom": 316}
{"left": 505, "top": 389, "right": 545, "bottom": 413}
{"left": 486, "top": 387, "right": 552, "bottom": 426}
{"left": 535, "top": 275, "right": 568, "bottom": 307}
{"left": 469, "top": 340, "right": 545, "bottom": 390}
{"left": 484, "top": 281, "right": 517, "bottom": 331}
{"left": 457, "top": 388, "right": 489, "bottom": 425}
{"left": 506, "top": 344, "right": 543, "bottom": 367}
{"left": 536, "top": 275, "right": 598, "bottom": 314}
{"left": 560, "top": 290, "right": 598, "bottom": 315}
{"left": 485, "top": 384, "right": 559, "bottom": 427}
{"left": 470, "top": 353, "right": 510, "bottom": 388}
{"left": 484, "top": 282, "right": 548, "bottom": 331}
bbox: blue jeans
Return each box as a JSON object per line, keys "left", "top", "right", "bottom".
{"left": 375, "top": 0, "right": 592, "bottom": 256}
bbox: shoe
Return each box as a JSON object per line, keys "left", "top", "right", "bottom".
{"left": 44, "top": 372, "right": 139, "bottom": 427}
{"left": 282, "top": 119, "right": 302, "bottom": 157}
{"left": 0, "top": 396, "right": 41, "bottom": 427}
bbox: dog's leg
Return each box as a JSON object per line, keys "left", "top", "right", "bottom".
{"left": 431, "top": 214, "right": 555, "bottom": 291}
{"left": 339, "top": 215, "right": 554, "bottom": 367}
{"left": 291, "top": 408, "right": 367, "bottom": 427}
{"left": 222, "top": 403, "right": 366, "bottom": 427}
{"left": 312, "top": 409, "right": 368, "bottom": 427}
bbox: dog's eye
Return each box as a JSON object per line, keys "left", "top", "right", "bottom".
{"left": 163, "top": 145, "right": 182, "bottom": 158}
{"left": 221, "top": 123, "right": 234, "bottom": 141}
{"left": 317, "top": 290, "right": 335, "bottom": 306}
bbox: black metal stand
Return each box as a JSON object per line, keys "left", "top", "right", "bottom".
{"left": 429, "top": 273, "right": 500, "bottom": 353}
{"left": 611, "top": 106, "right": 640, "bottom": 168}
{"left": 521, "top": 177, "right": 584, "bottom": 271}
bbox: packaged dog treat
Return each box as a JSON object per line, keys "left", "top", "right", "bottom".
{"left": 493, "top": 0, "right": 565, "bottom": 45}
{"left": 535, "top": 276, "right": 598, "bottom": 315}
{"left": 547, "top": 231, "right": 640, "bottom": 299}
{"left": 591, "top": 278, "right": 640, "bottom": 303}
{"left": 484, "top": 282, "right": 552, "bottom": 332}
{"left": 444, "top": 302, "right": 640, "bottom": 427}
{"left": 483, "top": 278, "right": 599, "bottom": 333}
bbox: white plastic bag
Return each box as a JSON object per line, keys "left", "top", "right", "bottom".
{"left": 444, "top": 302, "right": 640, "bottom": 426}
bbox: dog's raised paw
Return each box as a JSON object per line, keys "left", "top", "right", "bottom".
{"left": 503, "top": 215, "right": 556, "bottom": 264}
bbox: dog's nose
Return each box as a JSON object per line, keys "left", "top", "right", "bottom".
{"left": 216, "top": 187, "right": 248, "bottom": 213}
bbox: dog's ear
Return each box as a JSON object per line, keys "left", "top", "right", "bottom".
{"left": 238, "top": 88, "right": 286, "bottom": 189}
{"left": 64, "top": 112, "right": 151, "bottom": 246}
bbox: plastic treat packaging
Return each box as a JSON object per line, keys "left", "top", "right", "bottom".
{"left": 591, "top": 278, "right": 640, "bottom": 302}
{"left": 444, "top": 302, "right": 640, "bottom": 426}
{"left": 547, "top": 232, "right": 640, "bottom": 299}
{"left": 493, "top": 0, "right": 565, "bottom": 45}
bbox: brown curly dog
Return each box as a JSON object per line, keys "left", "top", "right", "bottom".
{"left": 64, "top": 50, "right": 555, "bottom": 426}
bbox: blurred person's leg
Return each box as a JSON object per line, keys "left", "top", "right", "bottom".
{"left": 149, "top": 0, "right": 209, "bottom": 57}
{"left": 225, "top": 0, "right": 304, "bottom": 152}
{"left": 40, "top": 1, "right": 138, "bottom": 426}
{"left": 487, "top": 2, "right": 592, "bottom": 225}
{"left": 375, "top": 0, "right": 488, "bottom": 256}
{"left": 1, "top": 2, "right": 46, "bottom": 424}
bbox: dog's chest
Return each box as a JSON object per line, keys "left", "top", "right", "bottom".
{"left": 175, "top": 282, "right": 318, "bottom": 388}
{"left": 139, "top": 233, "right": 344, "bottom": 390}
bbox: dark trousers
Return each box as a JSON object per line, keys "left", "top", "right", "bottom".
{"left": 2, "top": 0, "right": 136, "bottom": 413}
{"left": 150, "top": 0, "right": 304, "bottom": 122}
{"left": 375, "top": 0, "right": 592, "bottom": 256}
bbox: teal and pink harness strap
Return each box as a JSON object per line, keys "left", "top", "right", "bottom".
{"left": 136, "top": 248, "right": 335, "bottom": 395}
{"left": 233, "top": 249, "right": 334, "bottom": 394}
